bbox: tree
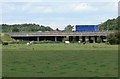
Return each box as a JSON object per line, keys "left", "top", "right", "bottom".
{"left": 64, "top": 25, "right": 73, "bottom": 32}
{"left": 56, "top": 28, "right": 59, "bottom": 31}
{"left": 1, "top": 24, "right": 53, "bottom": 32}
{"left": 107, "top": 31, "right": 120, "bottom": 45}
{"left": 45, "top": 26, "right": 53, "bottom": 31}
{"left": 99, "top": 16, "right": 119, "bottom": 30}
{"left": 12, "top": 27, "right": 19, "bottom": 32}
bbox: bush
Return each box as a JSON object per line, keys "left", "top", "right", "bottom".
{"left": 97, "top": 37, "right": 102, "bottom": 43}
{"left": 71, "top": 36, "right": 77, "bottom": 43}
{"left": 1, "top": 33, "right": 15, "bottom": 42}
{"left": 62, "top": 36, "right": 69, "bottom": 42}
{"left": 107, "top": 31, "right": 120, "bottom": 45}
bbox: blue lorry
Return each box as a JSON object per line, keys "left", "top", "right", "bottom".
{"left": 75, "top": 25, "right": 99, "bottom": 31}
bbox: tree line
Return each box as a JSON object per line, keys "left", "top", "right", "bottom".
{"left": 99, "top": 16, "right": 119, "bottom": 30}
{"left": 1, "top": 16, "right": 119, "bottom": 32}
{"left": 1, "top": 24, "right": 53, "bottom": 32}
{"left": 63, "top": 16, "right": 120, "bottom": 31}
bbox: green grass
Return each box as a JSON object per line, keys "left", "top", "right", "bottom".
{"left": 0, "top": 33, "right": 15, "bottom": 42}
{"left": 2, "top": 43, "right": 118, "bottom": 77}
{"left": 0, "top": 44, "right": 2, "bottom": 78}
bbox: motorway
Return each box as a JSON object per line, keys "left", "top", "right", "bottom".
{"left": 7, "top": 31, "right": 115, "bottom": 37}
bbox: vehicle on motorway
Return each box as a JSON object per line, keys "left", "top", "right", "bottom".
{"left": 73, "top": 25, "right": 99, "bottom": 32}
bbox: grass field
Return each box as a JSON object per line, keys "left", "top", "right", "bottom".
{"left": 2, "top": 43, "right": 118, "bottom": 77}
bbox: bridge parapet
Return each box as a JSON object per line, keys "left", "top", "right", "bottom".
{"left": 7, "top": 31, "right": 115, "bottom": 37}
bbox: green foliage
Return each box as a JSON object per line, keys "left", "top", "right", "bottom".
{"left": 12, "top": 27, "right": 20, "bottom": 32}
{"left": 97, "top": 37, "right": 102, "bottom": 43}
{"left": 2, "top": 24, "right": 53, "bottom": 32}
{"left": 107, "top": 32, "right": 120, "bottom": 45}
{"left": 71, "top": 36, "right": 77, "bottom": 43}
{"left": 64, "top": 25, "right": 73, "bottom": 32}
{"left": 99, "top": 16, "right": 119, "bottom": 30}
{"left": 62, "top": 36, "right": 69, "bottom": 42}
{"left": 0, "top": 33, "right": 15, "bottom": 42}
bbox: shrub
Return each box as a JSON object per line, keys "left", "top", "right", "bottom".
{"left": 107, "top": 31, "right": 120, "bottom": 45}
{"left": 97, "top": 37, "right": 102, "bottom": 43}
{"left": 1, "top": 33, "right": 15, "bottom": 42}
{"left": 62, "top": 36, "right": 69, "bottom": 42}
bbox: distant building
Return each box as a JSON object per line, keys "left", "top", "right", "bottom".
{"left": 51, "top": 30, "right": 59, "bottom": 32}
{"left": 51, "top": 28, "right": 60, "bottom": 32}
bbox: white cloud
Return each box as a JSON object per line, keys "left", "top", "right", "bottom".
{"left": 1, "top": 1, "right": 118, "bottom": 29}
{"left": 1, "top": 0, "right": 119, "bottom": 2}
{"left": 27, "top": 6, "right": 53, "bottom": 13}
{"left": 2, "top": 5, "right": 15, "bottom": 13}
{"left": 1, "top": 2, "right": 117, "bottom": 14}
{"left": 98, "top": 2, "right": 118, "bottom": 12}
{"left": 1, "top": 0, "right": 43, "bottom": 2}
{"left": 112, "top": 2, "right": 118, "bottom": 10}
{"left": 73, "top": 3, "right": 98, "bottom": 12}
{"left": 0, "top": 3, "right": 2, "bottom": 14}
{"left": 2, "top": 2, "right": 53, "bottom": 14}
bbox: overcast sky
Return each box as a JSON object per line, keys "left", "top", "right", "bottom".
{"left": 0, "top": 0, "right": 119, "bottom": 30}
